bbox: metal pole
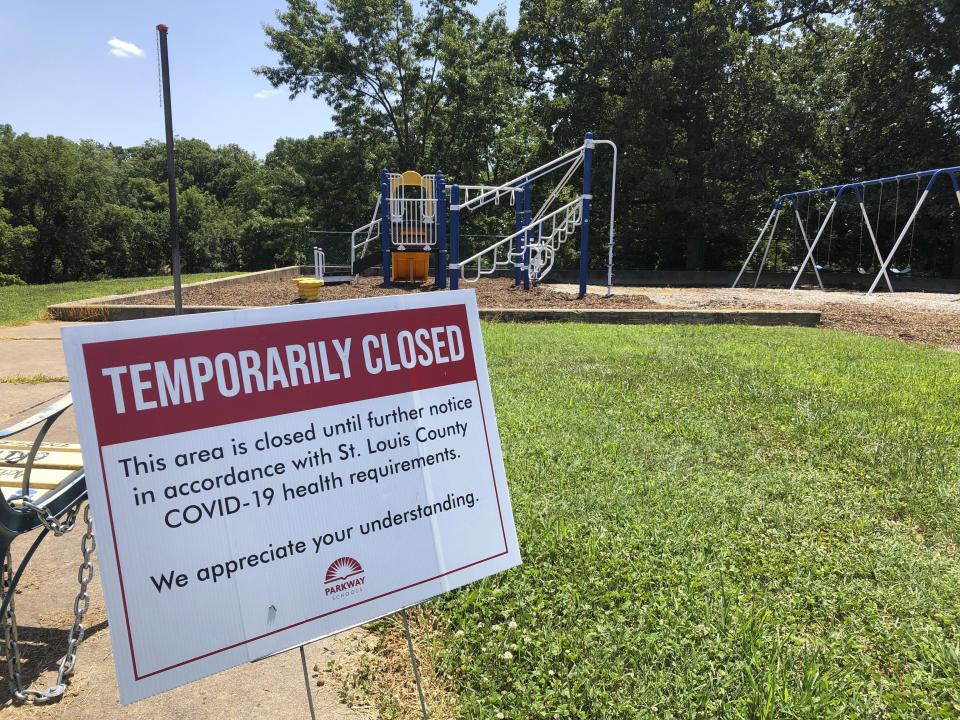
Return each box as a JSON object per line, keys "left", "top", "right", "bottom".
{"left": 868, "top": 186, "right": 931, "bottom": 294}
{"left": 514, "top": 182, "right": 524, "bottom": 286}
{"left": 299, "top": 645, "right": 317, "bottom": 720}
{"left": 381, "top": 170, "right": 391, "bottom": 286}
{"left": 790, "top": 201, "right": 824, "bottom": 289}
{"left": 435, "top": 172, "right": 446, "bottom": 288}
{"left": 855, "top": 194, "right": 893, "bottom": 292}
{"left": 732, "top": 205, "right": 778, "bottom": 288}
{"left": 578, "top": 133, "right": 594, "bottom": 298}
{"left": 592, "top": 139, "right": 618, "bottom": 297}
{"left": 156, "top": 24, "right": 182, "bottom": 314}
{"left": 522, "top": 183, "right": 531, "bottom": 291}
{"left": 449, "top": 185, "right": 460, "bottom": 290}
{"left": 401, "top": 608, "right": 429, "bottom": 720}
{"left": 753, "top": 210, "right": 781, "bottom": 288}
{"left": 790, "top": 198, "right": 836, "bottom": 290}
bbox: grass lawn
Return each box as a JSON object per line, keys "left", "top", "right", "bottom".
{"left": 0, "top": 272, "right": 241, "bottom": 326}
{"left": 411, "top": 323, "right": 960, "bottom": 718}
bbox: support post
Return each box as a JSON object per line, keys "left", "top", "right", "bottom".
{"left": 578, "top": 133, "right": 594, "bottom": 298}
{"left": 790, "top": 200, "right": 825, "bottom": 289}
{"left": 868, "top": 181, "right": 933, "bottom": 294}
{"left": 435, "top": 172, "right": 447, "bottom": 288}
{"left": 853, "top": 186, "right": 893, "bottom": 292}
{"left": 449, "top": 184, "right": 460, "bottom": 290}
{"left": 514, "top": 182, "right": 525, "bottom": 287}
{"left": 753, "top": 209, "right": 782, "bottom": 288}
{"left": 381, "top": 169, "right": 391, "bottom": 286}
{"left": 732, "top": 204, "right": 778, "bottom": 288}
{"left": 522, "top": 183, "right": 532, "bottom": 290}
{"left": 156, "top": 24, "right": 182, "bottom": 315}
{"left": 790, "top": 193, "right": 839, "bottom": 290}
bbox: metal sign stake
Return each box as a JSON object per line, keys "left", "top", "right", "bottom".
{"left": 401, "top": 607, "right": 429, "bottom": 719}
{"left": 299, "top": 645, "right": 317, "bottom": 720}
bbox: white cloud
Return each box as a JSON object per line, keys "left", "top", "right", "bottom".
{"left": 254, "top": 88, "right": 283, "bottom": 100}
{"left": 108, "top": 37, "right": 144, "bottom": 58}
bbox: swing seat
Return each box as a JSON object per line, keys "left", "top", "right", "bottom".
{"left": 857, "top": 266, "right": 869, "bottom": 275}
{"left": 890, "top": 266, "right": 911, "bottom": 275}
{"left": 789, "top": 264, "right": 828, "bottom": 272}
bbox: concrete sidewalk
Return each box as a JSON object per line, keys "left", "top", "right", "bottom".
{"left": 0, "top": 320, "right": 87, "bottom": 443}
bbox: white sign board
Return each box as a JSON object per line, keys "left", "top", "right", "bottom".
{"left": 62, "top": 290, "right": 520, "bottom": 704}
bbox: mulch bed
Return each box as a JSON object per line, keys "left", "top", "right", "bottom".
{"left": 127, "top": 276, "right": 960, "bottom": 350}
{"left": 818, "top": 303, "right": 960, "bottom": 349}
{"left": 130, "top": 276, "right": 658, "bottom": 310}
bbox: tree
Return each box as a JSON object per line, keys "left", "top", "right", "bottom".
{"left": 0, "top": 132, "right": 119, "bottom": 281}
{"left": 513, "top": 0, "right": 852, "bottom": 270}
{"left": 839, "top": 0, "right": 960, "bottom": 275}
{"left": 256, "top": 0, "right": 526, "bottom": 179}
{"left": 266, "top": 133, "right": 385, "bottom": 232}
{"left": 0, "top": 199, "right": 36, "bottom": 281}
{"left": 232, "top": 165, "right": 310, "bottom": 267}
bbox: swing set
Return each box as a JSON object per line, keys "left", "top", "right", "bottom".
{"left": 733, "top": 166, "right": 960, "bottom": 293}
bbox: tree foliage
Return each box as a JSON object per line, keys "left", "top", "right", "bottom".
{"left": 1, "top": 0, "right": 959, "bottom": 283}
{"left": 256, "top": 0, "right": 523, "bottom": 176}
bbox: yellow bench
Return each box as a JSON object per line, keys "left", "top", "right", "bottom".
{"left": 1, "top": 440, "right": 84, "bottom": 499}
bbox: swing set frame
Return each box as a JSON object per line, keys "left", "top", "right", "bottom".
{"left": 733, "top": 166, "right": 960, "bottom": 294}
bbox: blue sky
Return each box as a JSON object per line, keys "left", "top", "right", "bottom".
{"left": 0, "top": 0, "right": 517, "bottom": 160}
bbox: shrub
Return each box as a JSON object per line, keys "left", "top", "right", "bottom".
{"left": 0, "top": 272, "right": 25, "bottom": 286}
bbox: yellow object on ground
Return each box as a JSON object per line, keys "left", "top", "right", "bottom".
{"left": 391, "top": 251, "right": 430, "bottom": 282}
{"left": 293, "top": 277, "right": 324, "bottom": 301}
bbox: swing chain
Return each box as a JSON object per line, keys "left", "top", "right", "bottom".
{"left": 2, "top": 502, "right": 94, "bottom": 703}
{"left": 7, "top": 496, "right": 80, "bottom": 537}
{"left": 57, "top": 504, "right": 95, "bottom": 686}
{"left": 3, "top": 546, "right": 36, "bottom": 703}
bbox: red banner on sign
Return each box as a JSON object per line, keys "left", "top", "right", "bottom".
{"left": 82, "top": 306, "right": 476, "bottom": 446}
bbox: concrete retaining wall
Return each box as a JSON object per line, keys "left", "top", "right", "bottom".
{"left": 51, "top": 302, "right": 821, "bottom": 328}
{"left": 479, "top": 309, "right": 820, "bottom": 326}
{"left": 48, "top": 267, "right": 305, "bottom": 321}
{"left": 47, "top": 266, "right": 820, "bottom": 327}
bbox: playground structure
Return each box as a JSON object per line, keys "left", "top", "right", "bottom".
{"left": 315, "top": 134, "right": 618, "bottom": 297}
{"left": 1, "top": 394, "right": 91, "bottom": 703}
{"left": 733, "top": 166, "right": 960, "bottom": 294}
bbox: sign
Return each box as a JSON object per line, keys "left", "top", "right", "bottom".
{"left": 62, "top": 290, "right": 520, "bottom": 704}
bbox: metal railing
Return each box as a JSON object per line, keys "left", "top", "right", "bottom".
{"left": 454, "top": 197, "right": 583, "bottom": 283}
{"left": 350, "top": 197, "right": 383, "bottom": 276}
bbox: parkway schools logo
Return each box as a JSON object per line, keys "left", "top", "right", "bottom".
{"left": 324, "top": 557, "right": 366, "bottom": 599}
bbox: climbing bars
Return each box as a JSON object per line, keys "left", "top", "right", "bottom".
{"left": 346, "top": 133, "right": 618, "bottom": 296}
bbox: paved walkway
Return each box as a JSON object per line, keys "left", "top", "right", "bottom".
{"left": 0, "top": 321, "right": 81, "bottom": 444}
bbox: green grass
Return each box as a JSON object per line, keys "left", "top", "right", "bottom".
{"left": 0, "top": 272, "right": 242, "bottom": 326}
{"left": 0, "top": 374, "right": 68, "bottom": 384}
{"left": 419, "top": 323, "right": 960, "bottom": 719}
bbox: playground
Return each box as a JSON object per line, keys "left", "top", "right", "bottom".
{"left": 4, "top": 133, "right": 960, "bottom": 717}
